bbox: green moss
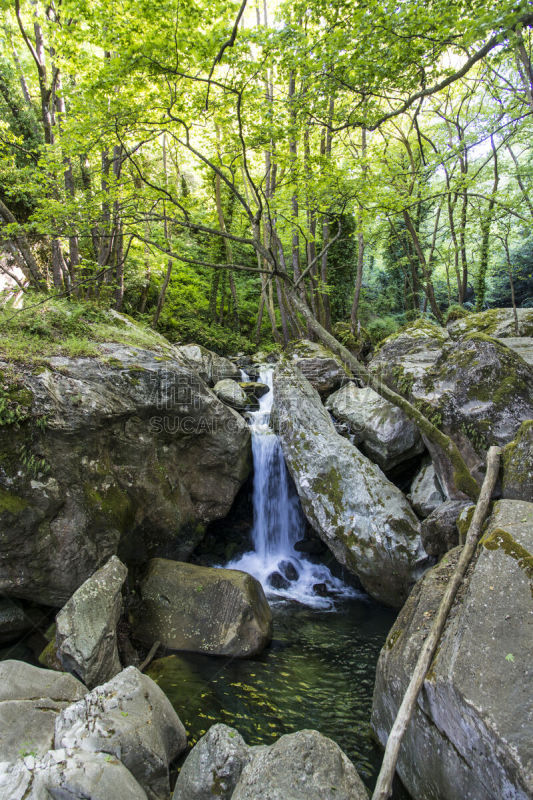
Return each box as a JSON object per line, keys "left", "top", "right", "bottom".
{"left": 384, "top": 628, "right": 402, "bottom": 650}
{"left": 84, "top": 483, "right": 134, "bottom": 532}
{"left": 0, "top": 487, "right": 28, "bottom": 514}
{"left": 482, "top": 527, "right": 533, "bottom": 597}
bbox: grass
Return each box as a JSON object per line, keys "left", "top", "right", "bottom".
{"left": 0, "top": 293, "right": 175, "bottom": 365}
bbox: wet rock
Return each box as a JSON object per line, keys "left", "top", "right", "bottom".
{"left": 371, "top": 499, "right": 533, "bottom": 800}
{"left": 408, "top": 460, "right": 445, "bottom": 518}
{"left": 326, "top": 383, "right": 423, "bottom": 471}
{"left": 268, "top": 572, "right": 290, "bottom": 591}
{"left": 420, "top": 500, "right": 474, "bottom": 560}
{"left": 55, "top": 666, "right": 186, "bottom": 800}
{"left": 214, "top": 379, "right": 249, "bottom": 410}
{"left": 0, "top": 660, "right": 85, "bottom": 762}
{"left": 240, "top": 381, "right": 270, "bottom": 399}
{"left": 273, "top": 361, "right": 428, "bottom": 608}
{"left": 0, "top": 748, "right": 149, "bottom": 800}
{"left": 313, "top": 583, "right": 328, "bottom": 597}
{"left": 172, "top": 724, "right": 251, "bottom": 800}
{"left": 232, "top": 729, "right": 368, "bottom": 800}
{"left": 175, "top": 343, "right": 240, "bottom": 385}
{"left": 56, "top": 555, "right": 128, "bottom": 688}
{"left": 132, "top": 559, "right": 272, "bottom": 657}
{"left": 0, "top": 342, "right": 250, "bottom": 606}
{"left": 287, "top": 339, "right": 349, "bottom": 395}
{"left": 279, "top": 560, "right": 299, "bottom": 581}
{"left": 501, "top": 420, "right": 533, "bottom": 502}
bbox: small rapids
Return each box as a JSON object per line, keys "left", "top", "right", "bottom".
{"left": 227, "top": 367, "right": 360, "bottom": 610}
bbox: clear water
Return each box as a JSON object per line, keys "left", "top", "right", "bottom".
{"left": 228, "top": 367, "right": 359, "bottom": 610}
{"left": 148, "top": 598, "right": 404, "bottom": 795}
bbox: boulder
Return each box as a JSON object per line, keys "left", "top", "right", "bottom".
{"left": 240, "top": 381, "right": 270, "bottom": 399}
{"left": 173, "top": 726, "right": 368, "bottom": 800}
{"left": 370, "top": 323, "right": 533, "bottom": 497}
{"left": 132, "top": 559, "right": 272, "bottom": 657}
{"left": 56, "top": 555, "right": 128, "bottom": 688}
{"left": 408, "top": 460, "right": 445, "bottom": 518}
{"left": 447, "top": 307, "right": 533, "bottom": 338}
{"left": 214, "top": 379, "right": 249, "bottom": 410}
{"left": 175, "top": 343, "right": 240, "bottom": 385}
{"left": 0, "top": 598, "right": 46, "bottom": 645}
{"left": 0, "top": 660, "right": 85, "bottom": 762}
{"left": 325, "top": 383, "right": 423, "bottom": 471}
{"left": 0, "top": 343, "right": 250, "bottom": 606}
{"left": 55, "top": 666, "right": 187, "bottom": 800}
{"left": 287, "top": 339, "right": 349, "bottom": 395}
{"left": 501, "top": 420, "right": 533, "bottom": 502}
{"left": 420, "top": 500, "right": 474, "bottom": 560}
{"left": 273, "top": 361, "right": 428, "bottom": 607}
{"left": 498, "top": 337, "right": 533, "bottom": 366}
{"left": 0, "top": 749, "right": 148, "bottom": 800}
{"left": 231, "top": 729, "right": 368, "bottom": 800}
{"left": 172, "top": 724, "right": 251, "bottom": 800}
{"left": 371, "top": 499, "right": 533, "bottom": 800}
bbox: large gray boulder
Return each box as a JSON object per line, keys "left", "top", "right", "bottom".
{"left": 273, "top": 361, "right": 428, "bottom": 607}
{"left": 498, "top": 337, "right": 533, "bottom": 366}
{"left": 287, "top": 340, "right": 349, "bottom": 395}
{"left": 501, "top": 420, "right": 533, "bottom": 502}
{"left": 56, "top": 555, "right": 128, "bottom": 688}
{"left": 55, "top": 666, "right": 186, "bottom": 800}
{"left": 371, "top": 499, "right": 533, "bottom": 800}
{"left": 132, "top": 559, "right": 272, "bottom": 657}
{"left": 214, "top": 379, "right": 248, "bottom": 410}
{"left": 370, "top": 322, "right": 533, "bottom": 497}
{"left": 0, "top": 342, "right": 250, "bottom": 606}
{"left": 231, "top": 729, "right": 368, "bottom": 800}
{"left": 447, "top": 307, "right": 533, "bottom": 338}
{"left": 408, "top": 460, "right": 445, "bottom": 518}
{"left": 175, "top": 343, "right": 241, "bottom": 385}
{"left": 0, "top": 749, "right": 148, "bottom": 800}
{"left": 0, "top": 660, "right": 85, "bottom": 762}
{"left": 325, "top": 383, "right": 423, "bottom": 471}
{"left": 172, "top": 724, "right": 252, "bottom": 800}
{"left": 173, "top": 726, "right": 368, "bottom": 800}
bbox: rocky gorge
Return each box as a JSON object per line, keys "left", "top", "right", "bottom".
{"left": 0, "top": 306, "right": 532, "bottom": 799}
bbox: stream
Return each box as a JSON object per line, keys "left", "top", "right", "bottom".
{"left": 149, "top": 366, "right": 408, "bottom": 795}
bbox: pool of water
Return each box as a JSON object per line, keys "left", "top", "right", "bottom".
{"left": 148, "top": 596, "right": 410, "bottom": 797}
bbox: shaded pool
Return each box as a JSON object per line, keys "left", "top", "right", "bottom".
{"left": 148, "top": 596, "right": 408, "bottom": 796}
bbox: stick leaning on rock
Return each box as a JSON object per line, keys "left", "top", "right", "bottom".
{"left": 371, "top": 445, "right": 501, "bottom": 800}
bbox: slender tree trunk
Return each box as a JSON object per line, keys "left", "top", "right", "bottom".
{"left": 153, "top": 135, "right": 172, "bottom": 326}
{"left": 351, "top": 128, "right": 367, "bottom": 331}
{"left": 475, "top": 136, "right": 499, "bottom": 312}
{"left": 402, "top": 209, "right": 443, "bottom": 323}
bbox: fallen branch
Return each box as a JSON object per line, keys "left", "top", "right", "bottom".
{"left": 139, "top": 640, "right": 161, "bottom": 673}
{"left": 371, "top": 445, "right": 501, "bottom": 800}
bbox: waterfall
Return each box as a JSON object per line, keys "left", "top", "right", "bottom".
{"left": 228, "top": 366, "right": 358, "bottom": 610}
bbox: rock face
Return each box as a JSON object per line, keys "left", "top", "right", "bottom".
{"left": 132, "top": 559, "right": 272, "bottom": 657}
{"left": 172, "top": 724, "right": 251, "bottom": 800}
{"left": 498, "top": 337, "right": 533, "bottom": 366}
{"left": 273, "top": 361, "right": 428, "bottom": 607}
{"left": 287, "top": 339, "right": 349, "bottom": 395}
{"left": 232, "top": 730, "right": 368, "bottom": 800}
{"left": 370, "top": 320, "right": 533, "bottom": 496}
{"left": 501, "top": 420, "right": 533, "bottom": 502}
{"left": 408, "top": 460, "right": 445, "bottom": 518}
{"left": 420, "top": 500, "right": 473, "bottom": 560}
{"left": 175, "top": 343, "right": 241, "bottom": 385}
{"left": 173, "top": 725, "right": 368, "bottom": 800}
{"left": 448, "top": 306, "right": 533, "bottom": 338}
{"left": 325, "top": 383, "right": 423, "bottom": 471}
{"left": 214, "top": 379, "right": 248, "bottom": 410}
{"left": 0, "top": 342, "right": 250, "bottom": 606}
{"left": 55, "top": 666, "right": 187, "bottom": 800}
{"left": 56, "top": 555, "right": 128, "bottom": 688}
{"left": 0, "top": 749, "right": 149, "bottom": 800}
{"left": 371, "top": 499, "right": 533, "bottom": 800}
{"left": 0, "top": 660, "right": 85, "bottom": 762}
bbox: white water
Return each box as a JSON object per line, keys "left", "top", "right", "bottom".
{"left": 228, "top": 367, "right": 359, "bottom": 610}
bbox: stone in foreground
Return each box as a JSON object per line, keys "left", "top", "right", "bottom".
{"left": 0, "top": 660, "right": 85, "bottom": 763}
{"left": 132, "top": 559, "right": 272, "bottom": 657}
{"left": 325, "top": 383, "right": 423, "bottom": 471}
{"left": 408, "top": 460, "right": 445, "bottom": 518}
{"left": 371, "top": 499, "right": 533, "bottom": 800}
{"left": 274, "top": 361, "right": 428, "bottom": 607}
{"left": 0, "top": 749, "right": 148, "bottom": 800}
{"left": 56, "top": 555, "right": 128, "bottom": 688}
{"left": 501, "top": 420, "right": 533, "bottom": 502}
{"left": 214, "top": 379, "right": 249, "bottom": 410}
{"left": 55, "top": 666, "right": 186, "bottom": 800}
{"left": 287, "top": 339, "right": 349, "bottom": 395}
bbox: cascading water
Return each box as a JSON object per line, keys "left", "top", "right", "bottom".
{"left": 228, "top": 366, "right": 359, "bottom": 610}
